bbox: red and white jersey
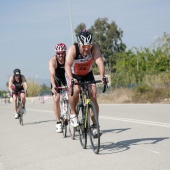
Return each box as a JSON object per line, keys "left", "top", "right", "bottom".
{"left": 71, "top": 43, "right": 94, "bottom": 76}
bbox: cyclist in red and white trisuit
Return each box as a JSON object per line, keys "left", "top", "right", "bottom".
{"left": 8, "top": 69, "right": 28, "bottom": 119}
{"left": 65, "top": 29, "right": 108, "bottom": 135}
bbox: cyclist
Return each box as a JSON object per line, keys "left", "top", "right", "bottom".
{"left": 49, "top": 43, "right": 67, "bottom": 132}
{"left": 8, "top": 69, "right": 28, "bottom": 119}
{"left": 65, "top": 29, "right": 108, "bottom": 135}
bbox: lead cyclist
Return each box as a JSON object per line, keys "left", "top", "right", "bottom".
{"left": 65, "top": 29, "right": 108, "bottom": 135}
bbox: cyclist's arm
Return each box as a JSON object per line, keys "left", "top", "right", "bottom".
{"left": 49, "top": 57, "right": 57, "bottom": 86}
{"left": 65, "top": 45, "right": 76, "bottom": 81}
{"left": 49, "top": 56, "right": 57, "bottom": 93}
{"left": 21, "top": 75, "right": 28, "bottom": 92}
{"left": 8, "top": 76, "right": 13, "bottom": 94}
{"left": 92, "top": 44, "right": 105, "bottom": 79}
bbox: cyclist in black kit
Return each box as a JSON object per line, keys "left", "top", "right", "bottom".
{"left": 8, "top": 69, "right": 28, "bottom": 119}
{"left": 49, "top": 43, "right": 67, "bottom": 132}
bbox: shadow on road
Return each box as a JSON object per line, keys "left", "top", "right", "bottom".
{"left": 101, "top": 128, "right": 131, "bottom": 134}
{"left": 24, "top": 119, "right": 56, "bottom": 126}
{"left": 100, "top": 137, "right": 169, "bottom": 154}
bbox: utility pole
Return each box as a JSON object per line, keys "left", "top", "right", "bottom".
{"left": 68, "top": 0, "right": 74, "bottom": 43}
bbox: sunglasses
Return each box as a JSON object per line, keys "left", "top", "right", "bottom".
{"left": 81, "top": 45, "right": 92, "bottom": 49}
{"left": 56, "top": 51, "right": 65, "bottom": 55}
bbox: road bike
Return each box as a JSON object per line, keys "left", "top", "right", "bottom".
{"left": 71, "top": 77, "right": 107, "bottom": 154}
{"left": 56, "top": 86, "right": 73, "bottom": 138}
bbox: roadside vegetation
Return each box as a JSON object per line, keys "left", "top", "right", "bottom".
{"left": 1, "top": 18, "right": 170, "bottom": 103}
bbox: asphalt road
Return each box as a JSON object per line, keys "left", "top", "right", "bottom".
{"left": 0, "top": 98, "right": 170, "bottom": 170}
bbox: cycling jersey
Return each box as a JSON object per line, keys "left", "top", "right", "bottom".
{"left": 12, "top": 75, "right": 25, "bottom": 95}
{"left": 51, "top": 57, "right": 66, "bottom": 94}
{"left": 55, "top": 58, "right": 65, "bottom": 80}
{"left": 71, "top": 43, "right": 94, "bottom": 76}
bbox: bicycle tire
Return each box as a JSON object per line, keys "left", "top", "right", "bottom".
{"left": 61, "top": 104, "right": 70, "bottom": 138}
{"left": 88, "top": 101, "right": 100, "bottom": 154}
{"left": 77, "top": 104, "right": 87, "bottom": 149}
{"left": 19, "top": 114, "right": 23, "bottom": 126}
{"left": 60, "top": 116, "right": 67, "bottom": 137}
{"left": 18, "top": 101, "right": 23, "bottom": 126}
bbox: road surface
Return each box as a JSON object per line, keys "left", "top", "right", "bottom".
{"left": 0, "top": 98, "right": 170, "bottom": 170}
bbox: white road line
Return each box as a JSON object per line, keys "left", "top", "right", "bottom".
{"left": 27, "top": 108, "right": 170, "bottom": 128}
{"left": 27, "top": 109, "right": 53, "bottom": 113}
{"left": 100, "top": 116, "right": 170, "bottom": 128}
{"left": 22, "top": 108, "right": 164, "bottom": 154}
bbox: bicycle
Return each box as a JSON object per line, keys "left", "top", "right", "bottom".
{"left": 16, "top": 93, "right": 24, "bottom": 126}
{"left": 55, "top": 86, "right": 72, "bottom": 138}
{"left": 71, "top": 77, "right": 107, "bottom": 154}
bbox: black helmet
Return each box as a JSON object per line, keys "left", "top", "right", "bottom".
{"left": 13, "top": 68, "right": 21, "bottom": 75}
{"left": 77, "top": 29, "right": 93, "bottom": 45}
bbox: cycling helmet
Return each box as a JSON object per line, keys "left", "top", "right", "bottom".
{"left": 77, "top": 29, "right": 93, "bottom": 45}
{"left": 13, "top": 68, "right": 21, "bottom": 75}
{"left": 55, "top": 43, "right": 66, "bottom": 54}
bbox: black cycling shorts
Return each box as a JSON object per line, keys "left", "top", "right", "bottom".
{"left": 12, "top": 87, "right": 25, "bottom": 97}
{"left": 73, "top": 71, "right": 95, "bottom": 82}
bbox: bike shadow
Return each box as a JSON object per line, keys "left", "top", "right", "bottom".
{"left": 101, "top": 128, "right": 131, "bottom": 134}
{"left": 24, "top": 119, "right": 56, "bottom": 126}
{"left": 100, "top": 137, "right": 169, "bottom": 154}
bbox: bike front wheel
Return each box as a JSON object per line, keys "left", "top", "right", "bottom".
{"left": 19, "top": 113, "right": 23, "bottom": 126}
{"left": 61, "top": 117, "right": 67, "bottom": 137}
{"left": 77, "top": 104, "right": 87, "bottom": 149}
{"left": 88, "top": 101, "right": 100, "bottom": 154}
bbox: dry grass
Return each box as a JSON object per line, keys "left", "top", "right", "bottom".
{"left": 97, "top": 87, "right": 170, "bottom": 104}
{"left": 97, "top": 88, "right": 134, "bottom": 104}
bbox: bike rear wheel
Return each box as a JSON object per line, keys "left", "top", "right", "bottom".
{"left": 88, "top": 101, "right": 100, "bottom": 154}
{"left": 77, "top": 104, "right": 87, "bottom": 149}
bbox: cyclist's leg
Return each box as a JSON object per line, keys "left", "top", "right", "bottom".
{"left": 90, "top": 84, "right": 99, "bottom": 114}
{"left": 51, "top": 79, "right": 62, "bottom": 132}
{"left": 67, "top": 75, "right": 80, "bottom": 127}
{"left": 84, "top": 71, "right": 99, "bottom": 121}
{"left": 69, "top": 85, "right": 79, "bottom": 127}
{"left": 12, "top": 93, "right": 18, "bottom": 118}
{"left": 20, "top": 90, "right": 26, "bottom": 108}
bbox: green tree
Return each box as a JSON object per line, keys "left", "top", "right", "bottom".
{"left": 89, "top": 18, "right": 126, "bottom": 70}
{"left": 74, "top": 23, "right": 86, "bottom": 37}
{"left": 74, "top": 18, "right": 126, "bottom": 74}
{"left": 40, "top": 84, "right": 50, "bottom": 93}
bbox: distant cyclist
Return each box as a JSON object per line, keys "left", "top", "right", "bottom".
{"left": 8, "top": 69, "right": 28, "bottom": 119}
{"left": 65, "top": 29, "right": 108, "bottom": 135}
{"left": 49, "top": 43, "right": 67, "bottom": 132}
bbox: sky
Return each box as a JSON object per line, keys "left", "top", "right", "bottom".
{"left": 0, "top": 0, "right": 170, "bottom": 90}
